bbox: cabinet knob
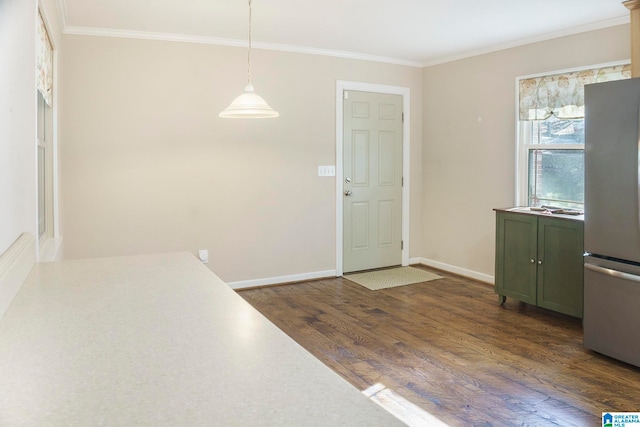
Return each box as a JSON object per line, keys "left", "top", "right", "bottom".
{"left": 530, "top": 259, "right": 535, "bottom": 264}
{"left": 538, "top": 260, "right": 543, "bottom": 265}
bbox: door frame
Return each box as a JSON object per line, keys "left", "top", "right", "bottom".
{"left": 335, "top": 81, "right": 410, "bottom": 276}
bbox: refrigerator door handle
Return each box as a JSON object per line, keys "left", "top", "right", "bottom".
{"left": 585, "top": 263, "right": 640, "bottom": 283}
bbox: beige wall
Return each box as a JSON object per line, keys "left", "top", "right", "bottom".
{"left": 60, "top": 36, "right": 423, "bottom": 283}
{"left": 421, "top": 24, "right": 630, "bottom": 280}
{"left": 60, "top": 23, "right": 631, "bottom": 285}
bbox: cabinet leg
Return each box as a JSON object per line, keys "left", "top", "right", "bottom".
{"left": 499, "top": 295, "right": 506, "bottom": 305}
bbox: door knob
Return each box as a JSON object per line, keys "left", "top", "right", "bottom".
{"left": 344, "top": 190, "right": 352, "bottom": 196}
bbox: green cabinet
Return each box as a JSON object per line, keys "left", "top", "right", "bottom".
{"left": 495, "top": 209, "right": 584, "bottom": 318}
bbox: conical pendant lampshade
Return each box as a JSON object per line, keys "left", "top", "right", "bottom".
{"left": 219, "top": 83, "right": 279, "bottom": 118}
{"left": 219, "top": 0, "right": 278, "bottom": 119}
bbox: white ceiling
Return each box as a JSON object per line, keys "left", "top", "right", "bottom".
{"left": 57, "top": 0, "right": 630, "bottom": 67}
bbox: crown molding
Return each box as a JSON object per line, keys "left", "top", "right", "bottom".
{"left": 57, "top": 0, "right": 629, "bottom": 71}
{"left": 62, "top": 25, "right": 424, "bottom": 68}
{"left": 422, "top": 15, "right": 630, "bottom": 68}
{"left": 55, "top": 0, "right": 68, "bottom": 32}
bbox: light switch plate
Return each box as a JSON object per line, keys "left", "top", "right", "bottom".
{"left": 318, "top": 165, "right": 336, "bottom": 177}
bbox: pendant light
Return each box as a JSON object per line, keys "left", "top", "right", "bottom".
{"left": 219, "top": 0, "right": 279, "bottom": 118}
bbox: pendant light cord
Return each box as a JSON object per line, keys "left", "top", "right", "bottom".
{"left": 247, "top": 0, "right": 252, "bottom": 86}
{"left": 219, "top": 0, "right": 279, "bottom": 117}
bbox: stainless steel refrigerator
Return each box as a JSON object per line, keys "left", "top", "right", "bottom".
{"left": 584, "top": 77, "right": 640, "bottom": 367}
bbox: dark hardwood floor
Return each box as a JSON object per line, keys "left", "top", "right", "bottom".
{"left": 238, "top": 266, "right": 640, "bottom": 427}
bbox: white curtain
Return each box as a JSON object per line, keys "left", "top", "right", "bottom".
{"left": 37, "top": 10, "right": 53, "bottom": 106}
{"left": 519, "top": 64, "right": 631, "bottom": 121}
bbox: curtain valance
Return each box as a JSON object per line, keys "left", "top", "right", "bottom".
{"left": 37, "top": 10, "right": 53, "bottom": 106}
{"left": 519, "top": 64, "right": 630, "bottom": 121}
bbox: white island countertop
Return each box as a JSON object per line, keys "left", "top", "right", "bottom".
{"left": 0, "top": 253, "right": 406, "bottom": 426}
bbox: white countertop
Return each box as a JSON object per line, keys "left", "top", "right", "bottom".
{"left": 0, "top": 253, "right": 405, "bottom": 426}
{"left": 495, "top": 206, "right": 584, "bottom": 221}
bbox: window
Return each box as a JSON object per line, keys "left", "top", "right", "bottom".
{"left": 36, "top": 9, "right": 57, "bottom": 258}
{"left": 37, "top": 91, "right": 51, "bottom": 240}
{"left": 521, "top": 117, "right": 585, "bottom": 209}
{"left": 517, "top": 63, "right": 630, "bottom": 210}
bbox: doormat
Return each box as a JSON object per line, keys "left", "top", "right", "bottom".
{"left": 344, "top": 266, "right": 442, "bottom": 291}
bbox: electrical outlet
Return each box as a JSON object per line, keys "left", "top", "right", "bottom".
{"left": 198, "top": 249, "right": 209, "bottom": 264}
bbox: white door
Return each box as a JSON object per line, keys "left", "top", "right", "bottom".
{"left": 343, "top": 90, "right": 403, "bottom": 273}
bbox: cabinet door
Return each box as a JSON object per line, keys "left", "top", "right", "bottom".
{"left": 495, "top": 212, "right": 537, "bottom": 304}
{"left": 536, "top": 217, "right": 584, "bottom": 317}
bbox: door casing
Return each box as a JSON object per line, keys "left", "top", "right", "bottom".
{"left": 335, "top": 81, "right": 410, "bottom": 276}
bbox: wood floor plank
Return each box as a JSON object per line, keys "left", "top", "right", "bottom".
{"left": 238, "top": 267, "right": 640, "bottom": 426}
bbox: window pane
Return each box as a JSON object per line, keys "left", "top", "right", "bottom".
{"left": 528, "top": 149, "right": 584, "bottom": 209}
{"left": 37, "top": 92, "right": 45, "bottom": 142}
{"left": 38, "top": 145, "right": 46, "bottom": 237}
{"left": 531, "top": 116, "right": 584, "bottom": 145}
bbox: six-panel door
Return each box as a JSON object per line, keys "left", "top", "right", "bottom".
{"left": 343, "top": 91, "right": 403, "bottom": 273}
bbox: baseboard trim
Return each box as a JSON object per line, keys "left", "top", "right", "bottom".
{"left": 0, "top": 234, "right": 36, "bottom": 319}
{"left": 229, "top": 259, "right": 495, "bottom": 290}
{"left": 39, "top": 236, "right": 64, "bottom": 262}
{"left": 228, "top": 269, "right": 337, "bottom": 290}
{"left": 410, "top": 257, "right": 494, "bottom": 285}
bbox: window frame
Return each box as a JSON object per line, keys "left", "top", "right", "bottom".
{"left": 36, "top": 6, "right": 61, "bottom": 261}
{"left": 519, "top": 120, "right": 584, "bottom": 208}
{"left": 515, "top": 60, "right": 630, "bottom": 208}
{"left": 37, "top": 91, "right": 51, "bottom": 241}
